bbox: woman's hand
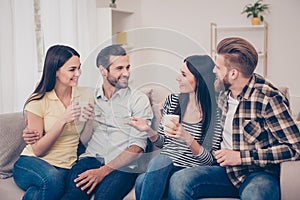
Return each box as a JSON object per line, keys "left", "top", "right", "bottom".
{"left": 126, "top": 117, "right": 151, "bottom": 132}
{"left": 164, "top": 120, "right": 194, "bottom": 144}
{"left": 61, "top": 103, "right": 81, "bottom": 123}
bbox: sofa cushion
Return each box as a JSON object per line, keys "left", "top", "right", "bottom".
{"left": 138, "top": 83, "right": 172, "bottom": 131}
{"left": 0, "top": 177, "right": 24, "bottom": 199}
{"left": 0, "top": 112, "right": 26, "bottom": 179}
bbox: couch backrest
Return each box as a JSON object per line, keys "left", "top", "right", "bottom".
{"left": 0, "top": 112, "right": 26, "bottom": 179}
{"left": 137, "top": 82, "right": 173, "bottom": 130}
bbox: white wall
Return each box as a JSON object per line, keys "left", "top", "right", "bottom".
{"left": 137, "top": 0, "right": 300, "bottom": 115}
{"left": 72, "top": 0, "right": 300, "bottom": 115}
{"left": 139, "top": 0, "right": 300, "bottom": 93}
{"left": 1, "top": 0, "right": 299, "bottom": 115}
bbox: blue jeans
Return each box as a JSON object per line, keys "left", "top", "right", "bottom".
{"left": 135, "top": 154, "right": 183, "bottom": 200}
{"left": 13, "top": 155, "right": 69, "bottom": 200}
{"left": 168, "top": 165, "right": 280, "bottom": 200}
{"left": 61, "top": 157, "right": 137, "bottom": 200}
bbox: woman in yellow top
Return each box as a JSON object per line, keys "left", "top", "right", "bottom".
{"left": 13, "top": 45, "right": 94, "bottom": 200}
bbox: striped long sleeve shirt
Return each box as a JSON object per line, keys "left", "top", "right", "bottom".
{"left": 153, "top": 93, "right": 222, "bottom": 168}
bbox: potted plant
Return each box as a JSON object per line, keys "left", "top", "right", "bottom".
{"left": 241, "top": 0, "right": 270, "bottom": 25}
{"left": 109, "top": 0, "right": 117, "bottom": 8}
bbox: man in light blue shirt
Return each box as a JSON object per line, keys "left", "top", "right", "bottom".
{"left": 62, "top": 44, "right": 153, "bottom": 200}
{"left": 82, "top": 86, "right": 151, "bottom": 165}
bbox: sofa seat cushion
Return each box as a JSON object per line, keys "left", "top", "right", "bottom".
{"left": 0, "top": 177, "right": 24, "bottom": 199}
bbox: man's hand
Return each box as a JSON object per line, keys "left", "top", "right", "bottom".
{"left": 126, "top": 117, "right": 151, "bottom": 132}
{"left": 74, "top": 165, "right": 112, "bottom": 195}
{"left": 82, "top": 102, "right": 95, "bottom": 121}
{"left": 158, "top": 100, "right": 164, "bottom": 119}
{"left": 23, "top": 127, "right": 41, "bottom": 145}
{"left": 214, "top": 149, "right": 242, "bottom": 167}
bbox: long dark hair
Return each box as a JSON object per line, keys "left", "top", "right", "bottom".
{"left": 24, "top": 45, "right": 80, "bottom": 109}
{"left": 174, "top": 55, "right": 216, "bottom": 137}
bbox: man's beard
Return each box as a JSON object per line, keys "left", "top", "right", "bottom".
{"left": 214, "top": 74, "right": 231, "bottom": 93}
{"left": 107, "top": 75, "right": 129, "bottom": 89}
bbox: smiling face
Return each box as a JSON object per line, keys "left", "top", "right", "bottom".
{"left": 105, "top": 55, "right": 130, "bottom": 89}
{"left": 56, "top": 55, "right": 81, "bottom": 87}
{"left": 176, "top": 62, "right": 196, "bottom": 93}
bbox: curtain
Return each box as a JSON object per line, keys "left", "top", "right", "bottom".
{"left": 40, "top": 0, "right": 98, "bottom": 62}
{"left": 0, "top": 0, "right": 38, "bottom": 114}
{"left": 0, "top": 0, "right": 98, "bottom": 114}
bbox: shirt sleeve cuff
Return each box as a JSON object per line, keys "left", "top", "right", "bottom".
{"left": 129, "top": 139, "right": 147, "bottom": 152}
{"left": 240, "top": 150, "right": 253, "bottom": 165}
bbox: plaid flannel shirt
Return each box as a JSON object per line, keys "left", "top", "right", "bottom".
{"left": 217, "top": 73, "right": 300, "bottom": 188}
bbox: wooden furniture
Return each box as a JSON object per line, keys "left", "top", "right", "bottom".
{"left": 210, "top": 22, "right": 268, "bottom": 77}
{"left": 79, "top": 7, "right": 134, "bottom": 88}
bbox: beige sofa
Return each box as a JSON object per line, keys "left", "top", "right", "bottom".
{"left": 1, "top": 85, "right": 300, "bottom": 200}
{"left": 0, "top": 84, "right": 169, "bottom": 200}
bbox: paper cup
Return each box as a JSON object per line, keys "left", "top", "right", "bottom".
{"left": 163, "top": 114, "right": 179, "bottom": 128}
{"left": 78, "top": 102, "right": 89, "bottom": 122}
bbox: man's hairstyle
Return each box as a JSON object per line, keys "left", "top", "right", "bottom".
{"left": 96, "top": 44, "right": 126, "bottom": 69}
{"left": 216, "top": 37, "right": 258, "bottom": 78}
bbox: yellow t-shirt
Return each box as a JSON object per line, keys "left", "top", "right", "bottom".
{"left": 21, "top": 86, "right": 93, "bottom": 169}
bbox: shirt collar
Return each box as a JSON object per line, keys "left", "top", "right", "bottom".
{"left": 238, "top": 74, "right": 256, "bottom": 100}
{"left": 47, "top": 87, "right": 78, "bottom": 100}
{"left": 222, "top": 74, "right": 256, "bottom": 101}
{"left": 95, "top": 86, "right": 130, "bottom": 100}
{"left": 95, "top": 86, "right": 104, "bottom": 99}
{"left": 48, "top": 90, "right": 59, "bottom": 100}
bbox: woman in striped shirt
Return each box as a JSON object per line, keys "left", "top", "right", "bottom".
{"left": 128, "top": 55, "right": 221, "bottom": 200}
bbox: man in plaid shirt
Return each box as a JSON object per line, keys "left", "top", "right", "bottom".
{"left": 169, "top": 37, "right": 300, "bottom": 200}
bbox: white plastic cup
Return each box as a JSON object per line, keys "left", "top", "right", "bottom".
{"left": 163, "top": 114, "right": 179, "bottom": 128}
{"left": 78, "top": 102, "right": 89, "bottom": 122}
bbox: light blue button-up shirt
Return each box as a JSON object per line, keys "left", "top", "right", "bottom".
{"left": 80, "top": 86, "right": 153, "bottom": 164}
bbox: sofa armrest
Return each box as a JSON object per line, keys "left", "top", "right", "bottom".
{"left": 280, "top": 160, "right": 300, "bottom": 200}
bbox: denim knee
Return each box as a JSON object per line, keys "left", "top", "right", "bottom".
{"left": 168, "top": 170, "right": 193, "bottom": 200}
{"left": 147, "top": 154, "right": 173, "bottom": 172}
{"left": 38, "top": 167, "right": 66, "bottom": 199}
{"left": 46, "top": 168, "right": 66, "bottom": 189}
{"left": 13, "top": 156, "right": 68, "bottom": 200}
{"left": 240, "top": 172, "right": 280, "bottom": 200}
